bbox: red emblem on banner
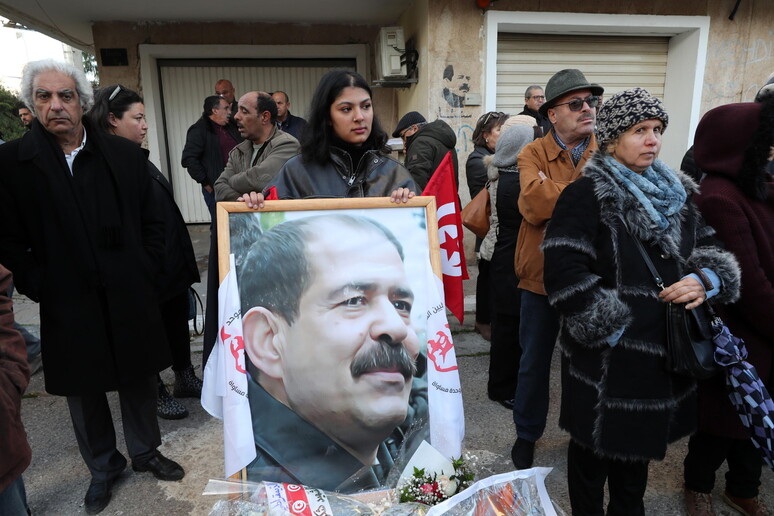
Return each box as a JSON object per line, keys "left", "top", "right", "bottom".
{"left": 427, "top": 323, "right": 458, "bottom": 372}
{"left": 221, "top": 327, "right": 246, "bottom": 374}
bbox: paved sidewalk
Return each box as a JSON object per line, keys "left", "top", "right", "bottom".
{"left": 14, "top": 224, "right": 773, "bottom": 515}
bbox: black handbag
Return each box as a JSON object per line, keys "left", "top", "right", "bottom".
{"left": 631, "top": 237, "right": 719, "bottom": 379}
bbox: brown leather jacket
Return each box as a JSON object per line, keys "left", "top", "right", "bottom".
{"left": 0, "top": 265, "right": 31, "bottom": 491}
{"left": 515, "top": 131, "right": 598, "bottom": 295}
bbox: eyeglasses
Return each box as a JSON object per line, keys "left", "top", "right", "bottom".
{"left": 552, "top": 95, "right": 601, "bottom": 112}
{"left": 108, "top": 85, "right": 121, "bottom": 102}
{"left": 527, "top": 95, "right": 545, "bottom": 100}
{"left": 479, "top": 111, "right": 505, "bottom": 127}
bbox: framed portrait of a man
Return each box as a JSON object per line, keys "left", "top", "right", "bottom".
{"left": 211, "top": 197, "right": 451, "bottom": 493}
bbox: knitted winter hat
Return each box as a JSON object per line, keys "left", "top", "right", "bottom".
{"left": 595, "top": 88, "right": 669, "bottom": 147}
{"left": 392, "top": 111, "right": 426, "bottom": 137}
{"left": 492, "top": 124, "right": 535, "bottom": 168}
{"left": 499, "top": 114, "right": 537, "bottom": 132}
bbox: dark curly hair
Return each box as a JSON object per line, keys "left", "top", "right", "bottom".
{"left": 300, "top": 69, "right": 389, "bottom": 165}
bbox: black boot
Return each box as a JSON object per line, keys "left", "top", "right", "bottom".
{"left": 173, "top": 365, "right": 203, "bottom": 398}
{"left": 158, "top": 379, "right": 188, "bottom": 420}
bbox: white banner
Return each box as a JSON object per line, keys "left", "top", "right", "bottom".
{"left": 424, "top": 260, "right": 465, "bottom": 459}
{"left": 201, "top": 254, "right": 256, "bottom": 477}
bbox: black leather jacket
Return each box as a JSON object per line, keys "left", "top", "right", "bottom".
{"left": 268, "top": 146, "right": 416, "bottom": 199}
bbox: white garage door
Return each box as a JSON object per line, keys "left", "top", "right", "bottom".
{"left": 496, "top": 34, "right": 669, "bottom": 114}
{"left": 159, "top": 59, "right": 355, "bottom": 223}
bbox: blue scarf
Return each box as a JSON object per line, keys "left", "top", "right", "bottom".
{"left": 604, "top": 156, "right": 687, "bottom": 231}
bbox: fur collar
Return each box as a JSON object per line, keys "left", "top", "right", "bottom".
{"left": 582, "top": 152, "right": 699, "bottom": 257}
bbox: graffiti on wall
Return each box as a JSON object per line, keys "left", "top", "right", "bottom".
{"left": 441, "top": 64, "right": 470, "bottom": 108}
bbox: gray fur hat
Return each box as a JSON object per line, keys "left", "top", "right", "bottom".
{"left": 595, "top": 87, "right": 669, "bottom": 147}
{"left": 492, "top": 124, "right": 535, "bottom": 168}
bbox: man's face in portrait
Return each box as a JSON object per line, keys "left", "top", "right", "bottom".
{"left": 244, "top": 219, "right": 420, "bottom": 453}
{"left": 284, "top": 224, "right": 418, "bottom": 434}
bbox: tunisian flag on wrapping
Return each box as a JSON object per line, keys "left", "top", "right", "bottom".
{"left": 201, "top": 254, "right": 256, "bottom": 477}
{"left": 421, "top": 151, "right": 468, "bottom": 324}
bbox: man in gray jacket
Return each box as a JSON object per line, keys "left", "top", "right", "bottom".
{"left": 214, "top": 91, "right": 300, "bottom": 201}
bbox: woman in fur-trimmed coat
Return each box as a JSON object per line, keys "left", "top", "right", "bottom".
{"left": 542, "top": 88, "right": 741, "bottom": 516}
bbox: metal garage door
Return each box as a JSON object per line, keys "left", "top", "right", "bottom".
{"left": 158, "top": 58, "right": 356, "bottom": 223}
{"left": 496, "top": 34, "right": 669, "bottom": 114}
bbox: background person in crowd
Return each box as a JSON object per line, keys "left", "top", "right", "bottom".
{"left": 391, "top": 111, "right": 458, "bottom": 192}
{"left": 543, "top": 88, "right": 740, "bottom": 516}
{"left": 511, "top": 69, "right": 603, "bottom": 470}
{"left": 90, "top": 85, "right": 202, "bottom": 421}
{"left": 682, "top": 100, "right": 774, "bottom": 516}
{"left": 181, "top": 95, "right": 242, "bottom": 224}
{"left": 272, "top": 90, "right": 308, "bottom": 140}
{"left": 215, "top": 78, "right": 238, "bottom": 119}
{"left": 0, "top": 264, "right": 32, "bottom": 516}
{"left": 465, "top": 111, "right": 509, "bottom": 342}
{"left": 240, "top": 69, "right": 414, "bottom": 206}
{"left": 17, "top": 105, "right": 34, "bottom": 128}
{"left": 518, "top": 85, "right": 551, "bottom": 137}
{"left": 0, "top": 59, "right": 184, "bottom": 515}
{"left": 214, "top": 91, "right": 300, "bottom": 202}
{"left": 238, "top": 214, "right": 422, "bottom": 491}
{"left": 479, "top": 116, "right": 537, "bottom": 410}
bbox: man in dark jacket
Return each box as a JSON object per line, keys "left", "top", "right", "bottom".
{"left": 181, "top": 96, "right": 242, "bottom": 223}
{"left": 392, "top": 111, "right": 459, "bottom": 192}
{"left": 0, "top": 265, "right": 31, "bottom": 516}
{"left": 0, "top": 59, "right": 184, "bottom": 515}
{"left": 518, "top": 85, "right": 552, "bottom": 137}
{"left": 272, "top": 91, "right": 308, "bottom": 140}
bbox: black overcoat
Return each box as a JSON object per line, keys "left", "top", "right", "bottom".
{"left": 542, "top": 153, "right": 741, "bottom": 461}
{"left": 0, "top": 119, "right": 170, "bottom": 395}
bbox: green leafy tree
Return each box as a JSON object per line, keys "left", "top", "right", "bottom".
{"left": 0, "top": 85, "right": 26, "bottom": 142}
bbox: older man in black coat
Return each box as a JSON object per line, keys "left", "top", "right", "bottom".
{"left": 0, "top": 59, "right": 184, "bottom": 515}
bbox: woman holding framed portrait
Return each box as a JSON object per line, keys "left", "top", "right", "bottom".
{"left": 240, "top": 69, "right": 416, "bottom": 207}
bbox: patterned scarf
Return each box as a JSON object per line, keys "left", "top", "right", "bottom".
{"left": 604, "top": 155, "right": 686, "bottom": 231}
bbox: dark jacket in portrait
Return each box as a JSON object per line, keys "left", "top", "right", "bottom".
{"left": 0, "top": 119, "right": 170, "bottom": 396}
{"left": 518, "top": 106, "right": 552, "bottom": 137}
{"left": 181, "top": 117, "right": 242, "bottom": 189}
{"left": 277, "top": 113, "right": 308, "bottom": 140}
{"left": 404, "top": 119, "right": 458, "bottom": 192}
{"left": 542, "top": 153, "right": 740, "bottom": 462}
{"left": 269, "top": 148, "right": 416, "bottom": 199}
{"left": 246, "top": 378, "right": 393, "bottom": 492}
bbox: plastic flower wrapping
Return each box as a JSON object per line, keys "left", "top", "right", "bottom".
{"left": 204, "top": 466, "right": 562, "bottom": 516}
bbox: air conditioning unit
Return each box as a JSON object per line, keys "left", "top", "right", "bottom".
{"left": 376, "top": 27, "right": 407, "bottom": 79}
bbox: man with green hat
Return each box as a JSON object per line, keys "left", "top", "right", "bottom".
{"left": 510, "top": 68, "right": 604, "bottom": 470}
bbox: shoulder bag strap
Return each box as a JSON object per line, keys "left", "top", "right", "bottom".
{"left": 631, "top": 237, "right": 665, "bottom": 291}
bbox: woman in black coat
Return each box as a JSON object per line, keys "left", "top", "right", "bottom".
{"left": 543, "top": 88, "right": 741, "bottom": 515}
{"left": 465, "top": 111, "right": 509, "bottom": 340}
{"left": 90, "top": 85, "right": 202, "bottom": 420}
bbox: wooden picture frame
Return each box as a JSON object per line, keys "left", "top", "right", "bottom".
{"left": 215, "top": 196, "right": 442, "bottom": 490}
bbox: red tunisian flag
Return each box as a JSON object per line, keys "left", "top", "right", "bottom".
{"left": 421, "top": 151, "right": 468, "bottom": 324}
